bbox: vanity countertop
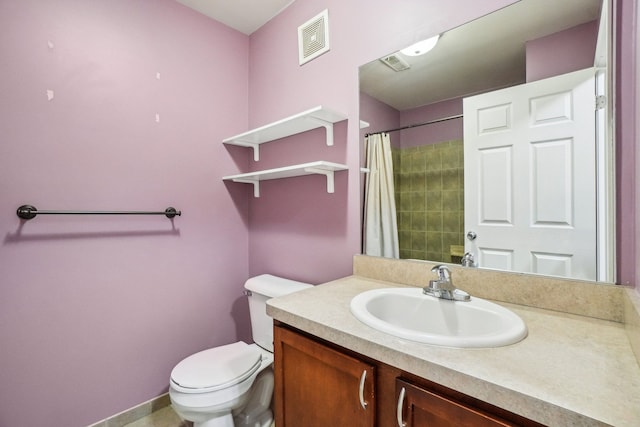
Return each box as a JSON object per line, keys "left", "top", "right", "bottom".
{"left": 266, "top": 275, "right": 640, "bottom": 427}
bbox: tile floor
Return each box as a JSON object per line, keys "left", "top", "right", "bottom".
{"left": 122, "top": 407, "right": 276, "bottom": 427}
{"left": 95, "top": 396, "right": 274, "bottom": 427}
{"left": 123, "top": 406, "right": 191, "bottom": 427}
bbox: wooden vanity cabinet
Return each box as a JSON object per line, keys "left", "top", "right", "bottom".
{"left": 273, "top": 324, "right": 376, "bottom": 426}
{"left": 274, "top": 323, "right": 545, "bottom": 427}
{"left": 397, "top": 378, "right": 519, "bottom": 426}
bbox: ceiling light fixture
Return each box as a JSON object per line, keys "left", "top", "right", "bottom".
{"left": 400, "top": 35, "right": 440, "bottom": 56}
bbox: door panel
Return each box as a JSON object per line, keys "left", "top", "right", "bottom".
{"left": 478, "top": 146, "right": 513, "bottom": 224}
{"left": 464, "top": 68, "right": 596, "bottom": 280}
{"left": 530, "top": 138, "right": 573, "bottom": 225}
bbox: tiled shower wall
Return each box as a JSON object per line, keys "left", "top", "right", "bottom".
{"left": 393, "top": 140, "right": 464, "bottom": 262}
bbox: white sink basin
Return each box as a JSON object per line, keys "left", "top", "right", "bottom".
{"left": 350, "top": 287, "right": 527, "bottom": 348}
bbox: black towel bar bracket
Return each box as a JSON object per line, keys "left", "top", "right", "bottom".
{"left": 16, "top": 205, "right": 181, "bottom": 220}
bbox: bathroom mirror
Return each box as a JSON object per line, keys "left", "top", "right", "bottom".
{"left": 359, "top": 0, "right": 614, "bottom": 282}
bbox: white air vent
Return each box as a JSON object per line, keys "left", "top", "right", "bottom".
{"left": 380, "top": 54, "right": 411, "bottom": 72}
{"left": 298, "top": 9, "right": 330, "bottom": 65}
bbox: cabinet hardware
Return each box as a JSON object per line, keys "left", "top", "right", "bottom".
{"left": 396, "top": 387, "right": 406, "bottom": 427}
{"left": 358, "top": 370, "right": 368, "bottom": 409}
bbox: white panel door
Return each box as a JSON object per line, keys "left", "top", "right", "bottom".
{"left": 463, "top": 68, "right": 596, "bottom": 280}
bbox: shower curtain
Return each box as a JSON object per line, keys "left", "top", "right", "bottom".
{"left": 363, "top": 133, "right": 399, "bottom": 258}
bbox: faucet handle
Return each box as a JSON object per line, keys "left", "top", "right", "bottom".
{"left": 431, "top": 265, "right": 451, "bottom": 282}
{"left": 426, "top": 265, "right": 470, "bottom": 301}
{"left": 461, "top": 252, "right": 475, "bottom": 267}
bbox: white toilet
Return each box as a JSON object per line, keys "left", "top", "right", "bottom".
{"left": 169, "top": 274, "right": 312, "bottom": 427}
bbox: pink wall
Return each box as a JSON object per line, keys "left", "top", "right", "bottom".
{"left": 0, "top": 1, "right": 250, "bottom": 426}
{"left": 617, "top": 0, "right": 638, "bottom": 286}
{"left": 526, "top": 20, "right": 599, "bottom": 82}
{"left": 359, "top": 92, "right": 401, "bottom": 147}
{"left": 399, "top": 98, "right": 464, "bottom": 147}
{"left": 246, "top": 0, "right": 517, "bottom": 284}
{"left": 636, "top": 0, "right": 640, "bottom": 295}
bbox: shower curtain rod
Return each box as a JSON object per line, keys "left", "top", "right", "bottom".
{"left": 364, "top": 114, "right": 463, "bottom": 137}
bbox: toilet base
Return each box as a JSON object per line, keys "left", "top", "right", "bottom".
{"left": 233, "top": 369, "right": 274, "bottom": 427}
{"left": 191, "top": 408, "right": 272, "bottom": 427}
{"left": 235, "top": 410, "right": 273, "bottom": 427}
{"left": 194, "top": 413, "right": 233, "bottom": 427}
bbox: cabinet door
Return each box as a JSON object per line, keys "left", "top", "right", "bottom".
{"left": 274, "top": 325, "right": 375, "bottom": 427}
{"left": 396, "top": 379, "right": 516, "bottom": 427}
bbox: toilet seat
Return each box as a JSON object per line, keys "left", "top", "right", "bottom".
{"left": 171, "top": 342, "right": 261, "bottom": 393}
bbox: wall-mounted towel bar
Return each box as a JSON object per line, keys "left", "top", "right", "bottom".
{"left": 16, "top": 205, "right": 181, "bottom": 220}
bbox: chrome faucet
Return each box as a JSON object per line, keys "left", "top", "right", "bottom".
{"left": 423, "top": 265, "right": 470, "bottom": 301}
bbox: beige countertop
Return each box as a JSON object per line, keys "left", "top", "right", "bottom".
{"left": 267, "top": 275, "right": 640, "bottom": 427}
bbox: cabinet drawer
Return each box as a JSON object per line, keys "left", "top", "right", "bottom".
{"left": 396, "top": 378, "right": 520, "bottom": 427}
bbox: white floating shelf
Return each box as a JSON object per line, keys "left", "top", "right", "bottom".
{"left": 223, "top": 161, "right": 348, "bottom": 198}
{"left": 222, "top": 106, "right": 347, "bottom": 161}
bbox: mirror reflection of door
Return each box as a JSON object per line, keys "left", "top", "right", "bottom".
{"left": 464, "top": 68, "right": 597, "bottom": 281}
{"left": 359, "top": 0, "right": 612, "bottom": 282}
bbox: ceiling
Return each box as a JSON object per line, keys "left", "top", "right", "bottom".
{"left": 175, "top": 0, "right": 296, "bottom": 35}
{"left": 359, "top": 0, "right": 603, "bottom": 111}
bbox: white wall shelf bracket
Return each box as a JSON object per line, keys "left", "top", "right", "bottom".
{"left": 305, "top": 117, "right": 334, "bottom": 146}
{"left": 232, "top": 178, "right": 261, "bottom": 197}
{"left": 304, "top": 167, "right": 335, "bottom": 193}
{"left": 230, "top": 141, "right": 261, "bottom": 161}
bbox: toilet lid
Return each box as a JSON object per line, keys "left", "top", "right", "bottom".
{"left": 171, "top": 342, "right": 261, "bottom": 391}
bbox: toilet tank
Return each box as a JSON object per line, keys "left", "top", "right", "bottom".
{"left": 244, "top": 274, "right": 312, "bottom": 352}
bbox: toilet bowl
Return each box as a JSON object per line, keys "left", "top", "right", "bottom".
{"left": 169, "top": 274, "right": 312, "bottom": 427}
{"left": 170, "top": 342, "right": 273, "bottom": 427}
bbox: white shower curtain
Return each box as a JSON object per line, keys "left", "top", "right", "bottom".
{"left": 363, "top": 133, "right": 399, "bottom": 258}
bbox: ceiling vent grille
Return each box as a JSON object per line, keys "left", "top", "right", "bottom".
{"left": 298, "top": 9, "right": 330, "bottom": 65}
{"left": 380, "top": 54, "right": 411, "bottom": 72}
